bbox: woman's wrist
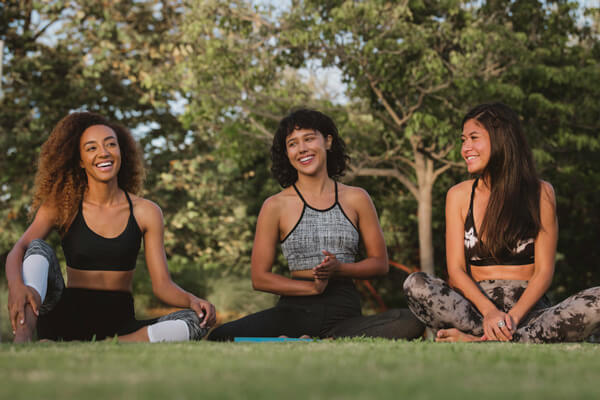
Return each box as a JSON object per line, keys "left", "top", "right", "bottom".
{"left": 507, "top": 309, "right": 522, "bottom": 326}
{"left": 185, "top": 292, "right": 199, "bottom": 307}
{"left": 480, "top": 301, "right": 499, "bottom": 318}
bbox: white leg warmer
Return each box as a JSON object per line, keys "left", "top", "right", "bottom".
{"left": 147, "top": 320, "right": 190, "bottom": 343}
{"left": 22, "top": 254, "right": 49, "bottom": 302}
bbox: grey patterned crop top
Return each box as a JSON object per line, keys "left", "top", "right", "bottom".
{"left": 280, "top": 181, "right": 360, "bottom": 271}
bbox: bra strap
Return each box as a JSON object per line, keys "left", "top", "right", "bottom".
{"left": 468, "top": 177, "right": 478, "bottom": 216}
{"left": 466, "top": 177, "right": 479, "bottom": 278}
{"left": 334, "top": 181, "right": 338, "bottom": 203}
{"left": 124, "top": 190, "right": 134, "bottom": 212}
{"left": 292, "top": 184, "right": 307, "bottom": 204}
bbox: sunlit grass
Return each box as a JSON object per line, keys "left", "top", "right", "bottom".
{"left": 1, "top": 339, "right": 598, "bottom": 399}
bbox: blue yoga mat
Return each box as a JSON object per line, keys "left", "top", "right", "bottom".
{"left": 234, "top": 337, "right": 316, "bottom": 342}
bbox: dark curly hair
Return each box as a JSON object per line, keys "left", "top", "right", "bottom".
{"left": 271, "top": 108, "right": 349, "bottom": 187}
{"left": 31, "top": 112, "right": 145, "bottom": 235}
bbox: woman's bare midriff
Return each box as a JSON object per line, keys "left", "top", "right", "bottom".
{"left": 291, "top": 270, "right": 315, "bottom": 280}
{"left": 471, "top": 264, "right": 535, "bottom": 282}
{"left": 66, "top": 267, "right": 134, "bottom": 292}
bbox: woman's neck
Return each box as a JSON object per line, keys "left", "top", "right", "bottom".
{"left": 295, "top": 174, "right": 334, "bottom": 197}
{"left": 84, "top": 179, "right": 122, "bottom": 206}
{"left": 478, "top": 175, "right": 492, "bottom": 192}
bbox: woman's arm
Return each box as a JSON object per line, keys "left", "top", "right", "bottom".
{"left": 508, "top": 182, "right": 557, "bottom": 325}
{"left": 445, "top": 184, "right": 511, "bottom": 341}
{"left": 138, "top": 199, "right": 216, "bottom": 328}
{"left": 313, "top": 187, "right": 388, "bottom": 279}
{"left": 251, "top": 196, "right": 327, "bottom": 296}
{"left": 6, "top": 204, "right": 56, "bottom": 332}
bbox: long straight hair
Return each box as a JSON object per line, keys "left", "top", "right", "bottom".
{"left": 463, "top": 103, "right": 541, "bottom": 259}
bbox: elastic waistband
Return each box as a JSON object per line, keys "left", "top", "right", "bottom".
{"left": 291, "top": 277, "right": 353, "bottom": 283}
{"left": 64, "top": 287, "right": 133, "bottom": 298}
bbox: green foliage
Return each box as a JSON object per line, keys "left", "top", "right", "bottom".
{"left": 1, "top": 0, "right": 599, "bottom": 314}
{"left": 0, "top": 0, "right": 188, "bottom": 257}
{"left": 155, "top": 154, "right": 256, "bottom": 277}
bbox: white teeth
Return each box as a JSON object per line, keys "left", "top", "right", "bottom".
{"left": 300, "top": 156, "right": 313, "bottom": 162}
{"left": 97, "top": 162, "right": 112, "bottom": 167}
{"left": 466, "top": 156, "right": 477, "bottom": 160}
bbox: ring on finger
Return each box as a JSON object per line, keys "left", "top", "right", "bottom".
{"left": 497, "top": 320, "right": 506, "bottom": 328}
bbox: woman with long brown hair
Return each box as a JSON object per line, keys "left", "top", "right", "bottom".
{"left": 6, "top": 112, "right": 215, "bottom": 342}
{"left": 403, "top": 102, "right": 600, "bottom": 342}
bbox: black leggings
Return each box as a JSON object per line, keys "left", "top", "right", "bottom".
{"left": 38, "top": 287, "right": 158, "bottom": 341}
{"left": 28, "top": 239, "right": 206, "bottom": 341}
{"left": 208, "top": 279, "right": 424, "bottom": 341}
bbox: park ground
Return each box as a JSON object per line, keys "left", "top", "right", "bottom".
{"left": 1, "top": 339, "right": 597, "bottom": 399}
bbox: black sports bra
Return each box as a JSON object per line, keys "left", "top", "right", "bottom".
{"left": 61, "top": 191, "right": 142, "bottom": 271}
{"left": 464, "top": 178, "right": 534, "bottom": 274}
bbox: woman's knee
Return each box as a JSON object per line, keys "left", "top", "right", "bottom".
{"left": 157, "top": 309, "right": 207, "bottom": 340}
{"left": 24, "top": 239, "right": 55, "bottom": 260}
{"left": 403, "top": 272, "right": 433, "bottom": 299}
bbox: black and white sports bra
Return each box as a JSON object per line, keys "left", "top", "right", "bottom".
{"left": 280, "top": 181, "right": 359, "bottom": 271}
{"left": 464, "top": 178, "right": 534, "bottom": 273}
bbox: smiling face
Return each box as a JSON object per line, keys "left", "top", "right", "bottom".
{"left": 461, "top": 118, "right": 491, "bottom": 175}
{"left": 285, "top": 128, "right": 332, "bottom": 177}
{"left": 79, "top": 124, "right": 122, "bottom": 183}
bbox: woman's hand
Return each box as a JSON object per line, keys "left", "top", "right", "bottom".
{"left": 483, "top": 308, "right": 515, "bottom": 341}
{"left": 312, "top": 250, "right": 341, "bottom": 279}
{"left": 314, "top": 277, "right": 329, "bottom": 294}
{"left": 188, "top": 295, "right": 216, "bottom": 328}
{"left": 8, "top": 283, "right": 41, "bottom": 333}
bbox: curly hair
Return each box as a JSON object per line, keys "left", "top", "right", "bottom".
{"left": 31, "top": 112, "right": 145, "bottom": 235}
{"left": 271, "top": 108, "right": 349, "bottom": 187}
{"left": 462, "top": 102, "right": 541, "bottom": 261}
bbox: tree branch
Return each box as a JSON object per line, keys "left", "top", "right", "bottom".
{"left": 349, "top": 165, "right": 419, "bottom": 199}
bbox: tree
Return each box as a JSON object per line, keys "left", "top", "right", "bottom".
{"left": 275, "top": 0, "right": 529, "bottom": 274}
{"left": 0, "top": 0, "right": 188, "bottom": 277}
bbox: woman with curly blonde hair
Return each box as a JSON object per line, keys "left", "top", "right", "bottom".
{"left": 6, "top": 112, "right": 216, "bottom": 342}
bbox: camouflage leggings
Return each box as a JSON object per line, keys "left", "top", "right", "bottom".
{"left": 26, "top": 239, "right": 206, "bottom": 341}
{"left": 403, "top": 272, "right": 600, "bottom": 343}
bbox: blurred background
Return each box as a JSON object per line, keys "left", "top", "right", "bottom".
{"left": 1, "top": 0, "right": 599, "bottom": 340}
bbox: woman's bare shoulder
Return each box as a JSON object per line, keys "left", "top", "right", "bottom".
{"left": 259, "top": 187, "right": 297, "bottom": 215}
{"left": 337, "top": 182, "right": 371, "bottom": 204}
{"left": 447, "top": 179, "right": 475, "bottom": 197}
{"left": 128, "top": 194, "right": 163, "bottom": 228}
{"left": 446, "top": 179, "right": 476, "bottom": 212}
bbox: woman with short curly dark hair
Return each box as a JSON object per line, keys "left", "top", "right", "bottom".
{"left": 270, "top": 108, "right": 349, "bottom": 187}
{"left": 209, "top": 108, "right": 424, "bottom": 340}
{"left": 6, "top": 112, "right": 216, "bottom": 342}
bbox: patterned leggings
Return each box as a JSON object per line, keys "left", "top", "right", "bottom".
{"left": 26, "top": 239, "right": 207, "bottom": 341}
{"left": 403, "top": 272, "right": 600, "bottom": 343}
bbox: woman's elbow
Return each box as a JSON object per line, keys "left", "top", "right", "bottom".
{"left": 373, "top": 257, "right": 389, "bottom": 276}
{"left": 379, "top": 262, "right": 389, "bottom": 276}
{"left": 151, "top": 280, "right": 170, "bottom": 298}
{"left": 250, "top": 272, "right": 266, "bottom": 292}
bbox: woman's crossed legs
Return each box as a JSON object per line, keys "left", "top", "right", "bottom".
{"left": 403, "top": 272, "right": 600, "bottom": 343}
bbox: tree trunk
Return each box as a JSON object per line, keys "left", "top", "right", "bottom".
{"left": 417, "top": 184, "right": 434, "bottom": 275}
{"left": 415, "top": 148, "right": 435, "bottom": 275}
{"left": 0, "top": 40, "right": 4, "bottom": 101}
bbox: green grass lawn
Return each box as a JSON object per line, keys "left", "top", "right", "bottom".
{"left": 1, "top": 339, "right": 597, "bottom": 400}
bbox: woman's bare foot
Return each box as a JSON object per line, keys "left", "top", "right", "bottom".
{"left": 435, "top": 328, "right": 484, "bottom": 342}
